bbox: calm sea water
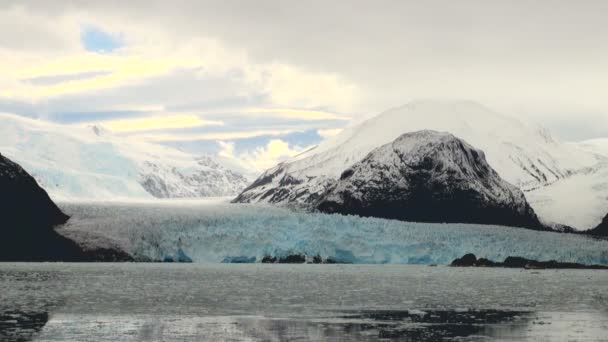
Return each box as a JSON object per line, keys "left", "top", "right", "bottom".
{"left": 1, "top": 263, "right": 607, "bottom": 341}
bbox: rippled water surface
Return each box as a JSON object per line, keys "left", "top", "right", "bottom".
{"left": 1, "top": 263, "right": 607, "bottom": 341}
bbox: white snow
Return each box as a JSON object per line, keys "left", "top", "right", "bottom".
{"left": 237, "top": 100, "right": 605, "bottom": 230}
{"left": 58, "top": 201, "right": 608, "bottom": 265}
{"left": 0, "top": 113, "right": 249, "bottom": 201}
{"left": 285, "top": 100, "right": 598, "bottom": 190}
{"left": 524, "top": 137, "right": 608, "bottom": 229}
{"left": 525, "top": 165, "right": 608, "bottom": 229}
{"left": 576, "top": 138, "right": 608, "bottom": 159}
{"left": 322, "top": 130, "right": 530, "bottom": 212}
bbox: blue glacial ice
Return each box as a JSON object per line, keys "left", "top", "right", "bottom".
{"left": 59, "top": 201, "right": 608, "bottom": 265}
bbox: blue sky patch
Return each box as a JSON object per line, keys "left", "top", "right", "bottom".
{"left": 81, "top": 25, "right": 123, "bottom": 53}
{"left": 48, "top": 110, "right": 149, "bottom": 124}
{"left": 160, "top": 129, "right": 323, "bottom": 156}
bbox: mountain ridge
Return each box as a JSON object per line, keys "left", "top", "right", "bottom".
{"left": 234, "top": 100, "right": 602, "bottom": 230}
{"left": 317, "top": 130, "right": 542, "bottom": 228}
{"left": 0, "top": 112, "right": 250, "bottom": 200}
{"left": 236, "top": 129, "right": 543, "bottom": 229}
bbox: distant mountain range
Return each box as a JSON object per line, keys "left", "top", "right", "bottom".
{"left": 234, "top": 100, "right": 608, "bottom": 231}
{"left": 2, "top": 100, "right": 607, "bottom": 231}
{"left": 0, "top": 113, "right": 250, "bottom": 200}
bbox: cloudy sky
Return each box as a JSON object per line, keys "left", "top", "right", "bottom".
{"left": 1, "top": 1, "right": 607, "bottom": 170}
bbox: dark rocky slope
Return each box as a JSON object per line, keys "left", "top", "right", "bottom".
{"left": 316, "top": 131, "right": 543, "bottom": 229}
{"left": 0, "top": 153, "right": 131, "bottom": 261}
{"left": 588, "top": 213, "right": 608, "bottom": 236}
{"left": 451, "top": 253, "right": 608, "bottom": 269}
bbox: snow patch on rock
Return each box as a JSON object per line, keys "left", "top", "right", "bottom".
{"left": 235, "top": 101, "right": 603, "bottom": 230}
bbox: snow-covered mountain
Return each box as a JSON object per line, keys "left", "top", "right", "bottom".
{"left": 524, "top": 138, "right": 608, "bottom": 230}
{"left": 525, "top": 163, "right": 608, "bottom": 230}
{"left": 576, "top": 138, "right": 608, "bottom": 157}
{"left": 234, "top": 100, "right": 602, "bottom": 229}
{"left": 0, "top": 113, "right": 250, "bottom": 200}
{"left": 315, "top": 131, "right": 542, "bottom": 228}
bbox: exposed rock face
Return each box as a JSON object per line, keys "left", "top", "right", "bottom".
{"left": 450, "top": 253, "right": 608, "bottom": 269}
{"left": 450, "top": 253, "right": 479, "bottom": 267}
{"left": 0, "top": 153, "right": 131, "bottom": 261}
{"left": 233, "top": 101, "right": 602, "bottom": 232}
{"left": 259, "top": 254, "right": 340, "bottom": 264}
{"left": 589, "top": 213, "right": 608, "bottom": 236}
{"left": 316, "top": 131, "right": 543, "bottom": 229}
{"left": 231, "top": 161, "right": 336, "bottom": 208}
{"left": 0, "top": 153, "right": 69, "bottom": 228}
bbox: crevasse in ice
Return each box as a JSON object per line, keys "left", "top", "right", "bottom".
{"left": 60, "top": 201, "right": 608, "bottom": 265}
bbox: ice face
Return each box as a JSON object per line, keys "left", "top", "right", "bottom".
{"left": 59, "top": 201, "right": 608, "bottom": 265}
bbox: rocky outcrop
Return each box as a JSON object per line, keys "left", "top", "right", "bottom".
{"left": 316, "top": 131, "right": 543, "bottom": 229}
{"left": 260, "top": 254, "right": 341, "bottom": 264}
{"left": 0, "top": 153, "right": 132, "bottom": 261}
{"left": 221, "top": 254, "right": 343, "bottom": 264}
{"left": 588, "top": 213, "right": 608, "bottom": 236}
{"left": 0, "top": 153, "right": 69, "bottom": 228}
{"left": 450, "top": 253, "right": 608, "bottom": 269}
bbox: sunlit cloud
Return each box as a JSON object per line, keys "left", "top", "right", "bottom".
{"left": 129, "top": 128, "right": 299, "bottom": 141}
{"left": 2, "top": 1, "right": 608, "bottom": 143}
{"left": 22, "top": 71, "right": 112, "bottom": 86}
{"left": 101, "top": 114, "right": 223, "bottom": 132}
{"left": 261, "top": 64, "right": 361, "bottom": 113}
{"left": 246, "top": 108, "right": 349, "bottom": 121}
{"left": 317, "top": 128, "right": 344, "bottom": 138}
{"left": 218, "top": 139, "right": 308, "bottom": 170}
{"left": 3, "top": 54, "right": 201, "bottom": 99}
{"left": 103, "top": 105, "right": 166, "bottom": 112}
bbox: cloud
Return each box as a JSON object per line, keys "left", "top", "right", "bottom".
{"left": 246, "top": 108, "right": 349, "bottom": 121}
{"left": 1, "top": 0, "right": 608, "bottom": 144}
{"left": 131, "top": 128, "right": 298, "bottom": 142}
{"left": 100, "top": 114, "right": 223, "bottom": 132}
{"left": 318, "top": 128, "right": 344, "bottom": 138}
{"left": 159, "top": 129, "right": 324, "bottom": 158}
{"left": 3, "top": 54, "right": 202, "bottom": 99}
{"left": 22, "top": 71, "right": 112, "bottom": 86}
{"left": 219, "top": 138, "right": 308, "bottom": 171}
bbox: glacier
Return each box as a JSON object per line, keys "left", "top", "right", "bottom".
{"left": 0, "top": 113, "right": 250, "bottom": 200}
{"left": 58, "top": 200, "right": 608, "bottom": 265}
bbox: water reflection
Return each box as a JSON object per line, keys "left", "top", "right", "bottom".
{"left": 30, "top": 309, "right": 602, "bottom": 341}
{"left": 3, "top": 306, "right": 608, "bottom": 341}
{"left": 0, "top": 310, "right": 49, "bottom": 342}
{"left": 232, "top": 310, "right": 533, "bottom": 341}
{"left": 1, "top": 263, "right": 607, "bottom": 341}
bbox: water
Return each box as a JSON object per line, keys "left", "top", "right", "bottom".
{"left": 1, "top": 263, "right": 607, "bottom": 341}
